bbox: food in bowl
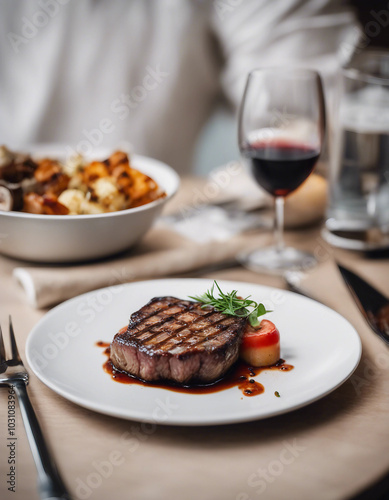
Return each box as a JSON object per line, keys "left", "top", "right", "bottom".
{"left": 0, "top": 149, "right": 179, "bottom": 262}
{"left": 0, "top": 146, "right": 165, "bottom": 214}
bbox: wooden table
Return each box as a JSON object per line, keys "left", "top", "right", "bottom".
{"left": 0, "top": 214, "right": 388, "bottom": 500}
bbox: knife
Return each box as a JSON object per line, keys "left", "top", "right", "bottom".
{"left": 337, "top": 263, "right": 389, "bottom": 346}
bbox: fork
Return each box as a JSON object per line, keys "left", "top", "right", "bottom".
{"left": 0, "top": 317, "right": 71, "bottom": 499}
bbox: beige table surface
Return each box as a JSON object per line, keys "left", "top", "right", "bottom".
{"left": 1, "top": 191, "right": 389, "bottom": 500}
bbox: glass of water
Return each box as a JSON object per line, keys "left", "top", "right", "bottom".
{"left": 325, "top": 51, "right": 389, "bottom": 249}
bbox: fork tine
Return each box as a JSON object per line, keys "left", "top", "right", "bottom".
{"left": 0, "top": 323, "right": 6, "bottom": 364}
{"left": 9, "top": 316, "right": 22, "bottom": 363}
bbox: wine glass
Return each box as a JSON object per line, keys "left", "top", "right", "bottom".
{"left": 238, "top": 67, "right": 326, "bottom": 273}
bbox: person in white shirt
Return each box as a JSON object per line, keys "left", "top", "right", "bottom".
{"left": 0, "top": 0, "right": 359, "bottom": 174}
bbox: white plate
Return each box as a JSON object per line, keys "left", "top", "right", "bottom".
{"left": 26, "top": 279, "right": 361, "bottom": 426}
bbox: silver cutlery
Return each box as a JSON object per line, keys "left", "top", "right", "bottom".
{"left": 0, "top": 317, "right": 71, "bottom": 499}
{"left": 337, "top": 263, "right": 389, "bottom": 346}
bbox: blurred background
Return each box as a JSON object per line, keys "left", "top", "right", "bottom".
{"left": 194, "top": 0, "right": 389, "bottom": 175}
{"left": 1, "top": 0, "right": 389, "bottom": 176}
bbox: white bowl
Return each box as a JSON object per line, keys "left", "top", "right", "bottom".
{"left": 0, "top": 154, "right": 180, "bottom": 263}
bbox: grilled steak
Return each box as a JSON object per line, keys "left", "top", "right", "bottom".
{"left": 110, "top": 296, "right": 247, "bottom": 384}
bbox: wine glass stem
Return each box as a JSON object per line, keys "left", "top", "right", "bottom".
{"left": 274, "top": 196, "right": 285, "bottom": 253}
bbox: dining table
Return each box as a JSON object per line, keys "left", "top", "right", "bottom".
{"left": 0, "top": 176, "right": 388, "bottom": 500}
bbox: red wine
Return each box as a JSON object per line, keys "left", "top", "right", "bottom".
{"left": 242, "top": 140, "right": 320, "bottom": 197}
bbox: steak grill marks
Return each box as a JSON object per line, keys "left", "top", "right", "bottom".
{"left": 123, "top": 297, "right": 242, "bottom": 353}
{"left": 111, "top": 296, "right": 247, "bottom": 384}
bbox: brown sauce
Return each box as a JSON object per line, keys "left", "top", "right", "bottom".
{"left": 96, "top": 341, "right": 293, "bottom": 397}
{"left": 96, "top": 341, "right": 110, "bottom": 348}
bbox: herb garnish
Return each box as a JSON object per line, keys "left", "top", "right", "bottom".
{"left": 189, "top": 281, "right": 270, "bottom": 327}
{"left": 274, "top": 391, "right": 280, "bottom": 398}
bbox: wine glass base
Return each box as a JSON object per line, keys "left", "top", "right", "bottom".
{"left": 238, "top": 246, "right": 317, "bottom": 275}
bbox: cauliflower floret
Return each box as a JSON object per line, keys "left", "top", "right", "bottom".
{"left": 68, "top": 172, "right": 87, "bottom": 193}
{"left": 63, "top": 154, "right": 85, "bottom": 177}
{"left": 80, "top": 199, "right": 105, "bottom": 214}
{"left": 58, "top": 189, "right": 86, "bottom": 214}
{"left": 91, "top": 177, "right": 126, "bottom": 211}
{"left": 93, "top": 177, "right": 117, "bottom": 199}
{"left": 0, "top": 145, "right": 15, "bottom": 167}
{"left": 58, "top": 188, "right": 107, "bottom": 214}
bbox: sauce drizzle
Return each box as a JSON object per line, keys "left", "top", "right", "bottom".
{"left": 96, "top": 341, "right": 293, "bottom": 397}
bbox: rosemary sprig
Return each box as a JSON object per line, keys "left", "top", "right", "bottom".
{"left": 189, "top": 281, "right": 271, "bottom": 327}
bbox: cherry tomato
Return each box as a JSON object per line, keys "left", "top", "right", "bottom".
{"left": 241, "top": 320, "right": 280, "bottom": 349}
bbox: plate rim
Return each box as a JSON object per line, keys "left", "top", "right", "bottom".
{"left": 321, "top": 227, "right": 389, "bottom": 251}
{"left": 26, "top": 278, "right": 362, "bottom": 426}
